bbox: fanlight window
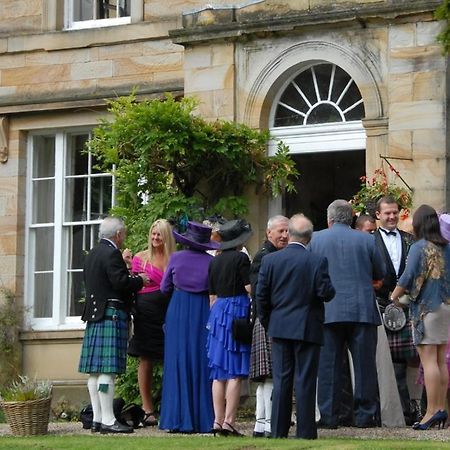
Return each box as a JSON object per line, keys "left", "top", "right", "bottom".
{"left": 273, "top": 64, "right": 365, "bottom": 127}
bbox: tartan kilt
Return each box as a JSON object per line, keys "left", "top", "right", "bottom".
{"left": 386, "top": 319, "right": 418, "bottom": 362}
{"left": 249, "top": 318, "right": 272, "bottom": 381}
{"left": 79, "top": 307, "right": 129, "bottom": 374}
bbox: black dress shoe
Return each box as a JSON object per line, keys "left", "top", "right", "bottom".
{"left": 317, "top": 420, "right": 338, "bottom": 429}
{"left": 252, "top": 431, "right": 264, "bottom": 438}
{"left": 100, "top": 420, "right": 134, "bottom": 434}
{"left": 91, "top": 421, "right": 101, "bottom": 433}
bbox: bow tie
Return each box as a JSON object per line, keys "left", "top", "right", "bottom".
{"left": 380, "top": 228, "right": 397, "bottom": 237}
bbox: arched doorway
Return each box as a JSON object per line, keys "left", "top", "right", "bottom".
{"left": 268, "top": 63, "right": 366, "bottom": 230}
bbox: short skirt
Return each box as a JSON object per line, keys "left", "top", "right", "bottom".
{"left": 79, "top": 307, "right": 129, "bottom": 374}
{"left": 206, "top": 294, "right": 251, "bottom": 381}
{"left": 420, "top": 303, "right": 450, "bottom": 345}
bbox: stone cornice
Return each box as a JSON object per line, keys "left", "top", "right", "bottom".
{"left": 170, "top": 0, "right": 442, "bottom": 45}
{"left": 0, "top": 84, "right": 184, "bottom": 115}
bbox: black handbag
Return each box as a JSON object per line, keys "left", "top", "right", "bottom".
{"left": 232, "top": 316, "right": 253, "bottom": 344}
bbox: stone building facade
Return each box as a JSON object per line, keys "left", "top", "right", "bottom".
{"left": 0, "top": 0, "right": 447, "bottom": 403}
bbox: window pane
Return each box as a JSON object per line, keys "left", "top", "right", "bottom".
{"left": 307, "top": 104, "right": 342, "bottom": 125}
{"left": 34, "top": 273, "right": 53, "bottom": 318}
{"left": 91, "top": 176, "right": 113, "bottom": 219}
{"left": 67, "top": 271, "right": 85, "bottom": 317}
{"left": 33, "top": 136, "right": 55, "bottom": 178}
{"left": 66, "top": 134, "right": 89, "bottom": 176}
{"left": 65, "top": 177, "right": 88, "bottom": 222}
{"left": 100, "top": 0, "right": 129, "bottom": 19}
{"left": 32, "top": 179, "right": 55, "bottom": 223}
{"left": 34, "top": 228, "right": 54, "bottom": 271}
{"left": 65, "top": 224, "right": 99, "bottom": 316}
{"left": 74, "top": 0, "right": 94, "bottom": 21}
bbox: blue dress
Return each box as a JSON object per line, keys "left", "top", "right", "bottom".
{"left": 207, "top": 249, "right": 251, "bottom": 380}
{"left": 159, "top": 250, "right": 214, "bottom": 433}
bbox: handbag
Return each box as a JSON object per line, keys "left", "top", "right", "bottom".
{"left": 232, "top": 316, "right": 253, "bottom": 344}
{"left": 382, "top": 303, "right": 407, "bottom": 332}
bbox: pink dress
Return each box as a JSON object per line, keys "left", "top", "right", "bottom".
{"left": 127, "top": 256, "right": 169, "bottom": 360}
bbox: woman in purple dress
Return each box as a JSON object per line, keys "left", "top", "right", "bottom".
{"left": 159, "top": 221, "right": 219, "bottom": 433}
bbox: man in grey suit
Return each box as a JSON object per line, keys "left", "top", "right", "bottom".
{"left": 256, "top": 214, "right": 335, "bottom": 439}
{"left": 310, "top": 200, "right": 385, "bottom": 428}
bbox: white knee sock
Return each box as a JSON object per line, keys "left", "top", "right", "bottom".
{"left": 406, "top": 366, "right": 423, "bottom": 401}
{"left": 254, "top": 383, "right": 265, "bottom": 432}
{"left": 263, "top": 380, "right": 273, "bottom": 433}
{"left": 97, "top": 373, "right": 116, "bottom": 426}
{"left": 87, "top": 375, "right": 102, "bottom": 424}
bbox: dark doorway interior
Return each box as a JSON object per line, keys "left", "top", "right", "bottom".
{"left": 284, "top": 150, "right": 365, "bottom": 231}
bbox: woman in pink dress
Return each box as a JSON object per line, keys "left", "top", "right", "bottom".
{"left": 128, "top": 219, "right": 176, "bottom": 426}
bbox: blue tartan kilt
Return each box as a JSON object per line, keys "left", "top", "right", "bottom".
{"left": 78, "top": 307, "right": 129, "bottom": 375}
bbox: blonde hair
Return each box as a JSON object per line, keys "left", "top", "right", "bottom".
{"left": 140, "top": 219, "right": 176, "bottom": 268}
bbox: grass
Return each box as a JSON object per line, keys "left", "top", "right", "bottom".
{"left": 0, "top": 436, "right": 449, "bottom": 450}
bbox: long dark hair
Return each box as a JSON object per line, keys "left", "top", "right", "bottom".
{"left": 413, "top": 204, "right": 448, "bottom": 246}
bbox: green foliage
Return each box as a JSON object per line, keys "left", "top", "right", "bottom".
{"left": 0, "top": 288, "right": 22, "bottom": 388}
{"left": 351, "top": 168, "right": 413, "bottom": 218}
{"left": 115, "top": 357, "right": 163, "bottom": 412}
{"left": 51, "top": 396, "right": 80, "bottom": 422}
{"left": 88, "top": 93, "right": 298, "bottom": 238}
{"left": 0, "top": 375, "right": 52, "bottom": 402}
{"left": 435, "top": 0, "right": 450, "bottom": 54}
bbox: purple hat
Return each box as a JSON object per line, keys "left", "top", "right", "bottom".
{"left": 173, "top": 221, "right": 220, "bottom": 251}
{"left": 439, "top": 213, "right": 450, "bottom": 242}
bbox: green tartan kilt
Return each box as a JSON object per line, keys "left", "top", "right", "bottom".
{"left": 78, "top": 307, "right": 129, "bottom": 374}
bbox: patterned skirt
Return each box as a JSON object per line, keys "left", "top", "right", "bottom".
{"left": 78, "top": 307, "right": 129, "bottom": 374}
{"left": 206, "top": 294, "right": 251, "bottom": 380}
{"left": 386, "top": 320, "right": 417, "bottom": 363}
{"left": 249, "top": 318, "right": 272, "bottom": 381}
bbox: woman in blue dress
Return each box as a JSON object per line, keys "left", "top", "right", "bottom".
{"left": 391, "top": 205, "right": 450, "bottom": 430}
{"left": 207, "top": 219, "right": 253, "bottom": 436}
{"left": 159, "top": 221, "right": 219, "bottom": 433}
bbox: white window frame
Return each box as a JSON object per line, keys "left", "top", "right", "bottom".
{"left": 64, "top": 0, "right": 142, "bottom": 30}
{"left": 25, "top": 128, "right": 115, "bottom": 331}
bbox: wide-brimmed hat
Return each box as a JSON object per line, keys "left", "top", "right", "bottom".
{"left": 439, "top": 213, "right": 450, "bottom": 242}
{"left": 173, "top": 221, "right": 220, "bottom": 251}
{"left": 218, "top": 219, "right": 253, "bottom": 250}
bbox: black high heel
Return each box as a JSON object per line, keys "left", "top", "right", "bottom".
{"left": 412, "top": 410, "right": 447, "bottom": 430}
{"left": 210, "top": 422, "right": 223, "bottom": 436}
{"left": 142, "top": 411, "right": 158, "bottom": 427}
{"left": 222, "top": 422, "right": 244, "bottom": 437}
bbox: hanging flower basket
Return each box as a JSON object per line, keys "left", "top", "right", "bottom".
{"left": 351, "top": 168, "right": 413, "bottom": 219}
{"left": 1, "top": 396, "right": 52, "bottom": 436}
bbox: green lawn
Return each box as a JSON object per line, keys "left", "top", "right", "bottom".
{"left": 0, "top": 436, "right": 448, "bottom": 450}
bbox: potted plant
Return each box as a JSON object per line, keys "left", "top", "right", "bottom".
{"left": 0, "top": 375, "right": 53, "bottom": 436}
{"left": 351, "top": 167, "right": 413, "bottom": 219}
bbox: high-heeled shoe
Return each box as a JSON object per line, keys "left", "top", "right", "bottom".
{"left": 210, "top": 422, "right": 223, "bottom": 436}
{"left": 222, "top": 422, "right": 244, "bottom": 437}
{"left": 412, "top": 410, "right": 447, "bottom": 430}
{"left": 142, "top": 411, "right": 158, "bottom": 427}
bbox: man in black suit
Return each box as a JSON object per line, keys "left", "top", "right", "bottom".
{"left": 374, "top": 196, "right": 422, "bottom": 425}
{"left": 79, "top": 216, "right": 149, "bottom": 434}
{"left": 256, "top": 214, "right": 335, "bottom": 439}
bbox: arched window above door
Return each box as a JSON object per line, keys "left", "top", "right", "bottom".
{"left": 273, "top": 63, "right": 365, "bottom": 128}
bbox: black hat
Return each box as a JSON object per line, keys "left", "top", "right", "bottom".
{"left": 173, "top": 221, "right": 220, "bottom": 251}
{"left": 218, "top": 219, "right": 253, "bottom": 250}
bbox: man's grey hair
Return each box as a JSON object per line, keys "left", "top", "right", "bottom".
{"left": 327, "top": 199, "right": 353, "bottom": 225}
{"left": 99, "top": 216, "right": 125, "bottom": 239}
{"left": 267, "top": 214, "right": 289, "bottom": 230}
{"left": 289, "top": 214, "right": 313, "bottom": 241}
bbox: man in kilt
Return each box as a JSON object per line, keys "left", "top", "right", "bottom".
{"left": 249, "top": 214, "right": 289, "bottom": 437}
{"left": 79, "top": 216, "right": 149, "bottom": 434}
{"left": 374, "top": 196, "right": 422, "bottom": 426}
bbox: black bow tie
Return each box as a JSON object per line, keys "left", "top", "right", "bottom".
{"left": 380, "top": 228, "right": 397, "bottom": 237}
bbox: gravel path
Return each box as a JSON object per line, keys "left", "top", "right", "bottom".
{"left": 1, "top": 421, "right": 450, "bottom": 441}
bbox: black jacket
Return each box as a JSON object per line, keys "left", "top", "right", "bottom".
{"left": 81, "top": 239, "right": 143, "bottom": 322}
{"left": 374, "top": 229, "right": 414, "bottom": 307}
